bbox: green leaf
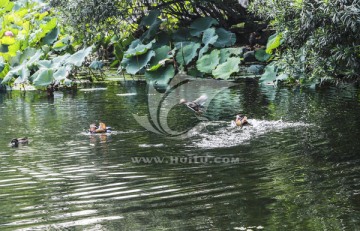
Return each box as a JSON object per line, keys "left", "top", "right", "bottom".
{"left": 145, "top": 65, "right": 175, "bottom": 86}
{"left": 124, "top": 50, "right": 156, "bottom": 75}
{"left": 0, "top": 0, "right": 9, "bottom": 8}
{"left": 141, "top": 18, "right": 162, "bottom": 41}
{"left": 42, "top": 27, "right": 59, "bottom": 45}
{"left": 212, "top": 57, "right": 240, "bottom": 79}
{"left": 66, "top": 46, "right": 93, "bottom": 67}
{"left": 89, "top": 60, "right": 104, "bottom": 70}
{"left": 255, "top": 48, "right": 271, "bottom": 62}
{"left": 32, "top": 68, "right": 54, "bottom": 86}
{"left": 53, "top": 66, "right": 68, "bottom": 81}
{"left": 266, "top": 33, "right": 282, "bottom": 54}
{"left": 175, "top": 42, "right": 201, "bottom": 66}
{"left": 37, "top": 60, "right": 52, "bottom": 68}
{"left": 172, "top": 28, "right": 192, "bottom": 42}
{"left": 196, "top": 49, "right": 220, "bottom": 74}
{"left": 139, "top": 10, "right": 161, "bottom": 27}
{"left": 260, "top": 64, "right": 277, "bottom": 83}
{"left": 147, "top": 46, "right": 172, "bottom": 71}
{"left": 0, "top": 63, "right": 10, "bottom": 79}
{"left": 219, "top": 48, "right": 243, "bottom": 63}
{"left": 190, "top": 17, "right": 219, "bottom": 37}
{"left": 53, "top": 35, "right": 71, "bottom": 51}
{"left": 199, "top": 28, "right": 218, "bottom": 57}
{"left": 213, "top": 28, "right": 236, "bottom": 48}
{"left": 124, "top": 39, "right": 155, "bottom": 58}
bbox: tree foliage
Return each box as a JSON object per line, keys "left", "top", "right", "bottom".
{"left": 249, "top": 0, "right": 360, "bottom": 80}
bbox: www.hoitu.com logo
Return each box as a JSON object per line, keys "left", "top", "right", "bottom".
{"left": 133, "top": 71, "right": 238, "bottom": 139}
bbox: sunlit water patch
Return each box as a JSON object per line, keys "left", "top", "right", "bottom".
{"left": 192, "top": 119, "right": 311, "bottom": 148}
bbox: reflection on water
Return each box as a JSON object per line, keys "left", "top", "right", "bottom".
{"left": 0, "top": 81, "right": 360, "bottom": 230}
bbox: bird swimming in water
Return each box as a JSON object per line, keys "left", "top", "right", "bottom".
{"left": 234, "top": 114, "right": 250, "bottom": 127}
{"left": 10, "top": 138, "right": 28, "bottom": 147}
{"left": 179, "top": 94, "right": 208, "bottom": 113}
{"left": 89, "top": 122, "right": 112, "bottom": 133}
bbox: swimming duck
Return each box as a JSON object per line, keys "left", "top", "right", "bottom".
{"left": 10, "top": 138, "right": 28, "bottom": 147}
{"left": 89, "top": 122, "right": 112, "bottom": 133}
{"left": 179, "top": 94, "right": 208, "bottom": 113}
{"left": 235, "top": 114, "right": 250, "bottom": 127}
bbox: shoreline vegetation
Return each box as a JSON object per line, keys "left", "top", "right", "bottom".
{"left": 1, "top": 0, "right": 359, "bottom": 94}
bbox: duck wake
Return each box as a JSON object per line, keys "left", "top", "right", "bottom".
{"left": 191, "top": 119, "right": 311, "bottom": 148}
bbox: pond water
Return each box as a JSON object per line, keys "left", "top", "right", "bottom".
{"left": 0, "top": 80, "right": 360, "bottom": 230}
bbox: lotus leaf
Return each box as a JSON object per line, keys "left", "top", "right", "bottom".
{"left": 53, "top": 66, "right": 68, "bottom": 81}
{"left": 66, "top": 46, "right": 92, "bottom": 67}
{"left": 141, "top": 18, "right": 162, "bottom": 41}
{"left": 219, "top": 48, "right": 243, "bottom": 63}
{"left": 0, "top": 63, "right": 9, "bottom": 79}
{"left": 259, "top": 64, "right": 277, "bottom": 83}
{"left": 147, "top": 46, "right": 172, "bottom": 72}
{"left": 37, "top": 60, "right": 52, "bottom": 68}
{"left": 199, "top": 28, "right": 218, "bottom": 57}
{"left": 212, "top": 57, "right": 240, "bottom": 79}
{"left": 145, "top": 64, "right": 175, "bottom": 86}
{"left": 1, "top": 36, "right": 15, "bottom": 45}
{"left": 172, "top": 28, "right": 192, "bottom": 42}
{"left": 196, "top": 49, "right": 220, "bottom": 73}
{"left": 32, "top": 68, "right": 53, "bottom": 86}
{"left": 89, "top": 60, "right": 104, "bottom": 70}
{"left": 189, "top": 17, "right": 219, "bottom": 37}
{"left": 14, "top": 65, "right": 30, "bottom": 84}
{"left": 213, "top": 28, "right": 236, "bottom": 48}
{"left": 175, "top": 42, "right": 201, "bottom": 66}
{"left": 255, "top": 48, "right": 271, "bottom": 62}
{"left": 0, "top": 0, "right": 10, "bottom": 8}
{"left": 124, "top": 39, "right": 155, "bottom": 58}
{"left": 139, "top": 10, "right": 161, "bottom": 27}
{"left": 42, "top": 27, "right": 59, "bottom": 45}
{"left": 266, "top": 33, "right": 282, "bottom": 54}
{"left": 125, "top": 50, "right": 156, "bottom": 75}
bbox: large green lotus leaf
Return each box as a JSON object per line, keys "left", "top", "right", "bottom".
{"left": 196, "top": 49, "right": 220, "bottom": 73}
{"left": 175, "top": 42, "right": 201, "bottom": 66}
{"left": 1, "top": 64, "right": 23, "bottom": 84}
{"left": 259, "top": 64, "right": 277, "bottom": 83}
{"left": 172, "top": 28, "right": 192, "bottom": 42}
{"left": 53, "top": 35, "right": 71, "bottom": 51}
{"left": 0, "top": 63, "right": 10, "bottom": 79}
{"left": 255, "top": 48, "right": 271, "bottom": 62}
{"left": 213, "top": 28, "right": 236, "bottom": 48}
{"left": 139, "top": 10, "right": 161, "bottom": 27}
{"left": 125, "top": 50, "right": 155, "bottom": 75}
{"left": 37, "top": 60, "right": 52, "bottom": 68}
{"left": 32, "top": 68, "right": 54, "bottom": 86}
{"left": 0, "top": 44, "right": 8, "bottom": 53}
{"left": 26, "top": 50, "right": 43, "bottom": 69}
{"left": 89, "top": 60, "right": 104, "bottom": 70}
{"left": 153, "top": 31, "right": 170, "bottom": 49}
{"left": 42, "top": 27, "right": 59, "bottom": 45}
{"left": 51, "top": 53, "right": 70, "bottom": 69}
{"left": 14, "top": 66, "right": 30, "bottom": 84}
{"left": 145, "top": 65, "right": 175, "bottom": 86}
{"left": 147, "top": 46, "right": 171, "bottom": 71}
{"left": 66, "top": 46, "right": 93, "bottom": 67}
{"left": 53, "top": 66, "right": 68, "bottom": 81}
{"left": 0, "top": 0, "right": 9, "bottom": 8}
{"left": 141, "top": 18, "right": 162, "bottom": 41}
{"left": 124, "top": 39, "right": 155, "bottom": 58}
{"left": 189, "top": 17, "right": 219, "bottom": 37}
{"left": 266, "top": 33, "right": 282, "bottom": 54}
{"left": 199, "top": 28, "right": 218, "bottom": 57}
{"left": 212, "top": 57, "right": 240, "bottom": 79}
{"left": 219, "top": 47, "right": 244, "bottom": 63}
{"left": 9, "top": 47, "right": 38, "bottom": 66}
